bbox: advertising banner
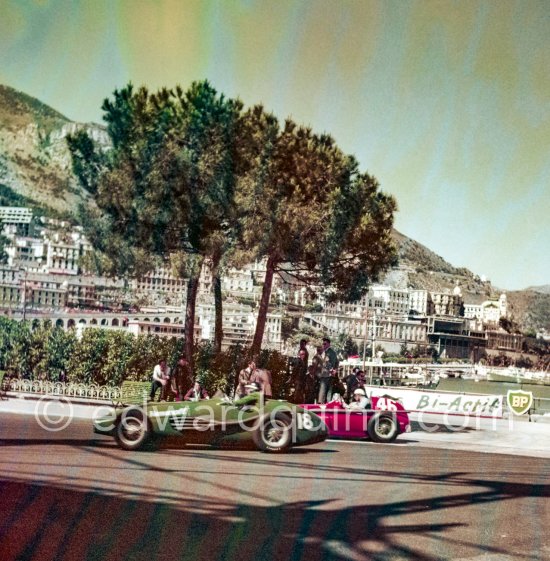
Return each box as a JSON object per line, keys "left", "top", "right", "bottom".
{"left": 367, "top": 387, "right": 503, "bottom": 418}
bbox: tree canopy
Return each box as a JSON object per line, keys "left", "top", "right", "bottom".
{"left": 69, "top": 80, "right": 398, "bottom": 363}
{"left": 233, "top": 106, "right": 397, "bottom": 354}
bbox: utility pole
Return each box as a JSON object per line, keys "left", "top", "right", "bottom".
{"left": 369, "top": 312, "right": 377, "bottom": 384}
{"left": 361, "top": 295, "right": 369, "bottom": 372}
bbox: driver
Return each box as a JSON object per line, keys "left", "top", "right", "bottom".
{"left": 244, "top": 381, "right": 262, "bottom": 395}
{"left": 348, "top": 388, "right": 370, "bottom": 410}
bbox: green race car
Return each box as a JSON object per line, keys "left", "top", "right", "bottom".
{"left": 93, "top": 392, "right": 328, "bottom": 453}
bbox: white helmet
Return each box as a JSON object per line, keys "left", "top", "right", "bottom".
{"left": 245, "top": 382, "right": 261, "bottom": 392}
{"left": 353, "top": 388, "right": 366, "bottom": 396}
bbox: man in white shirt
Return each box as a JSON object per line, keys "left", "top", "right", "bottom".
{"left": 149, "top": 359, "right": 171, "bottom": 402}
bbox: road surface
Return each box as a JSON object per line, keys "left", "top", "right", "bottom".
{"left": 0, "top": 412, "right": 549, "bottom": 561}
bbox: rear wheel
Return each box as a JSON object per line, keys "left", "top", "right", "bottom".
{"left": 366, "top": 413, "right": 399, "bottom": 443}
{"left": 115, "top": 408, "right": 152, "bottom": 451}
{"left": 252, "top": 413, "right": 292, "bottom": 453}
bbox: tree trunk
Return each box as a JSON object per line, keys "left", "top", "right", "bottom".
{"left": 184, "top": 272, "right": 200, "bottom": 374}
{"left": 213, "top": 273, "right": 223, "bottom": 354}
{"left": 250, "top": 253, "right": 277, "bottom": 358}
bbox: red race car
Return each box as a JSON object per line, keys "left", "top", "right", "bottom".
{"left": 301, "top": 395, "right": 411, "bottom": 443}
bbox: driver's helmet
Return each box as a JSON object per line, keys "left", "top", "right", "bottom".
{"left": 245, "top": 381, "right": 261, "bottom": 392}
{"left": 353, "top": 388, "right": 366, "bottom": 396}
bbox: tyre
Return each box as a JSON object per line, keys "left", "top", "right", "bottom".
{"left": 115, "top": 408, "right": 152, "bottom": 451}
{"left": 252, "top": 413, "right": 293, "bottom": 453}
{"left": 366, "top": 413, "right": 399, "bottom": 443}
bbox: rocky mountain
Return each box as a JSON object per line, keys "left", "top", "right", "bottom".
{"left": 526, "top": 285, "right": 550, "bottom": 295}
{"left": 1, "top": 84, "right": 548, "bottom": 331}
{"left": 390, "top": 231, "right": 550, "bottom": 332}
{"left": 0, "top": 84, "right": 108, "bottom": 217}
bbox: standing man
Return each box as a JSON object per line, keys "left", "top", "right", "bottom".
{"left": 149, "top": 359, "right": 171, "bottom": 402}
{"left": 309, "top": 345, "right": 324, "bottom": 402}
{"left": 172, "top": 355, "right": 192, "bottom": 400}
{"left": 344, "top": 367, "right": 360, "bottom": 403}
{"left": 292, "top": 346, "right": 309, "bottom": 403}
{"left": 298, "top": 339, "right": 309, "bottom": 366}
{"left": 237, "top": 359, "right": 256, "bottom": 399}
{"left": 319, "top": 337, "right": 338, "bottom": 404}
{"left": 237, "top": 359, "right": 273, "bottom": 399}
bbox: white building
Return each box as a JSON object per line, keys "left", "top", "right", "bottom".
{"left": 371, "top": 285, "right": 410, "bottom": 317}
{"left": 0, "top": 206, "right": 33, "bottom": 236}
{"left": 409, "top": 289, "right": 428, "bottom": 315}
{"left": 197, "top": 300, "right": 282, "bottom": 350}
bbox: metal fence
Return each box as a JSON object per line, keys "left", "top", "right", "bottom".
{"left": 5, "top": 378, "right": 121, "bottom": 401}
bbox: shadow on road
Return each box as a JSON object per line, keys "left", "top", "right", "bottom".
{"left": 1, "top": 464, "right": 548, "bottom": 561}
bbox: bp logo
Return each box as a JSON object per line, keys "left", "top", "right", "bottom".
{"left": 506, "top": 390, "right": 533, "bottom": 416}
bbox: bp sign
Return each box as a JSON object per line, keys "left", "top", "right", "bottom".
{"left": 506, "top": 390, "right": 533, "bottom": 416}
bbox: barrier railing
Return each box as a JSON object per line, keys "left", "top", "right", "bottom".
{"left": 4, "top": 378, "right": 121, "bottom": 401}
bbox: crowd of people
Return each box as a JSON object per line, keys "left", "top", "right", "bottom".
{"left": 290, "top": 337, "right": 368, "bottom": 406}
{"left": 148, "top": 337, "right": 369, "bottom": 408}
{"left": 149, "top": 355, "right": 211, "bottom": 402}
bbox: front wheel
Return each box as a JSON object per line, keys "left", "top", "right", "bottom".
{"left": 252, "top": 413, "right": 292, "bottom": 453}
{"left": 115, "top": 408, "right": 152, "bottom": 451}
{"left": 366, "top": 413, "right": 399, "bottom": 443}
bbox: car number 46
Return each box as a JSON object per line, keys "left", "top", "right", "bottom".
{"left": 375, "top": 398, "right": 398, "bottom": 411}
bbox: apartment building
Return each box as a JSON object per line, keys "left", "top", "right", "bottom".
{"left": 409, "top": 289, "right": 428, "bottom": 316}
{"left": 198, "top": 300, "right": 282, "bottom": 350}
{"left": 427, "top": 291, "right": 463, "bottom": 317}
{"left": 0, "top": 207, "right": 33, "bottom": 236}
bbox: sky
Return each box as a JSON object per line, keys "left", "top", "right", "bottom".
{"left": 1, "top": 0, "right": 549, "bottom": 291}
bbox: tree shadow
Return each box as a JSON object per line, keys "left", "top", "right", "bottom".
{"left": 1, "top": 463, "right": 548, "bottom": 561}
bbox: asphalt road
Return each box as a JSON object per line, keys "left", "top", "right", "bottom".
{"left": 0, "top": 412, "right": 549, "bottom": 561}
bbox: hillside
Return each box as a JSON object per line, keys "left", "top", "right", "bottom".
{"left": 391, "top": 230, "right": 494, "bottom": 299}
{"left": 0, "top": 84, "right": 108, "bottom": 217}
{"left": 526, "top": 285, "right": 550, "bottom": 295}
{"left": 0, "top": 84, "right": 548, "bottom": 331}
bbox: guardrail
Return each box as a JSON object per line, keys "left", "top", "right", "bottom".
{"left": 3, "top": 378, "right": 121, "bottom": 401}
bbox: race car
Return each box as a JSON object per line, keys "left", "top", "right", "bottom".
{"left": 93, "top": 391, "right": 328, "bottom": 453}
{"left": 301, "top": 395, "right": 411, "bottom": 443}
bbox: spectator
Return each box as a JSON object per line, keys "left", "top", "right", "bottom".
{"left": 237, "top": 359, "right": 273, "bottom": 399}
{"left": 318, "top": 337, "right": 338, "bottom": 404}
{"left": 172, "top": 355, "right": 191, "bottom": 400}
{"left": 309, "top": 345, "right": 324, "bottom": 402}
{"left": 298, "top": 339, "right": 309, "bottom": 366}
{"left": 237, "top": 360, "right": 256, "bottom": 399}
{"left": 184, "top": 380, "right": 210, "bottom": 401}
{"left": 344, "top": 368, "right": 360, "bottom": 403}
{"left": 149, "top": 359, "right": 170, "bottom": 402}
{"left": 292, "top": 347, "right": 309, "bottom": 403}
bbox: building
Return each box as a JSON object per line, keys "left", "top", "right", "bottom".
{"left": 427, "top": 290, "right": 463, "bottom": 317}
{"left": 5, "top": 237, "right": 46, "bottom": 270}
{"left": 427, "top": 317, "right": 487, "bottom": 360}
{"left": 198, "top": 301, "right": 282, "bottom": 350}
{"left": 485, "top": 330, "right": 523, "bottom": 352}
{"left": 0, "top": 207, "right": 34, "bottom": 236}
{"left": 45, "top": 232, "right": 90, "bottom": 274}
{"left": 464, "top": 293, "right": 507, "bottom": 326}
{"left": 371, "top": 285, "right": 410, "bottom": 317}
{"left": 409, "top": 289, "right": 428, "bottom": 316}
